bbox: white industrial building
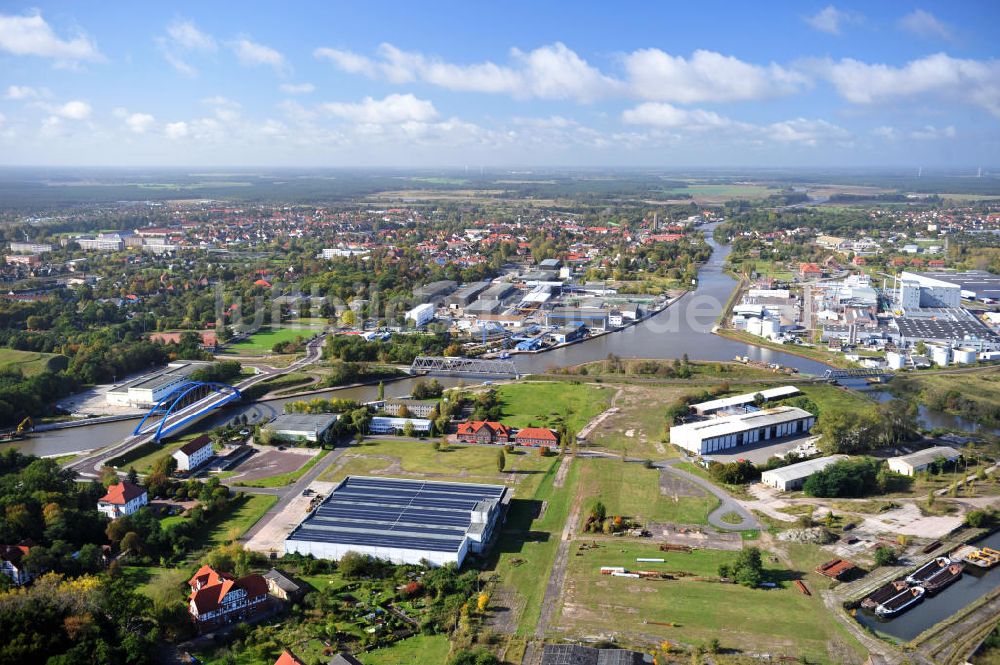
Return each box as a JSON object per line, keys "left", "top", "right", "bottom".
{"left": 760, "top": 455, "right": 850, "bottom": 491}
{"left": 369, "top": 416, "right": 432, "bottom": 435}
{"left": 284, "top": 476, "right": 508, "bottom": 567}
{"left": 898, "top": 271, "right": 962, "bottom": 309}
{"left": 669, "top": 406, "right": 816, "bottom": 455}
{"left": 690, "top": 386, "right": 801, "bottom": 416}
{"left": 886, "top": 446, "right": 961, "bottom": 476}
{"left": 405, "top": 303, "right": 435, "bottom": 327}
{"left": 106, "top": 360, "right": 213, "bottom": 408}
{"left": 262, "top": 413, "right": 339, "bottom": 443}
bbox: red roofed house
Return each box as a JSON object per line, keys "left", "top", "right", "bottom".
{"left": 799, "top": 263, "right": 823, "bottom": 279}
{"left": 456, "top": 421, "right": 511, "bottom": 445}
{"left": 97, "top": 481, "right": 148, "bottom": 519}
{"left": 188, "top": 564, "right": 270, "bottom": 629}
{"left": 0, "top": 541, "right": 35, "bottom": 586}
{"left": 275, "top": 649, "right": 306, "bottom": 665}
{"left": 514, "top": 427, "right": 559, "bottom": 448}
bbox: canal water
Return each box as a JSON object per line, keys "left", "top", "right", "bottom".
{"left": 864, "top": 388, "right": 1000, "bottom": 437}
{"left": 855, "top": 531, "right": 1000, "bottom": 641}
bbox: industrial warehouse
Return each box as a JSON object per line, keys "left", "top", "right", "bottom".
{"left": 284, "top": 476, "right": 509, "bottom": 567}
{"left": 669, "top": 406, "right": 816, "bottom": 455}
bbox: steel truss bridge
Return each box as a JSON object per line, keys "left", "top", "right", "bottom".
{"left": 133, "top": 381, "right": 242, "bottom": 442}
{"left": 822, "top": 368, "right": 890, "bottom": 381}
{"left": 410, "top": 356, "right": 519, "bottom": 378}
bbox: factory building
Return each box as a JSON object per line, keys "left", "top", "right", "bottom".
{"left": 446, "top": 282, "right": 491, "bottom": 308}
{"left": 689, "top": 386, "right": 801, "bottom": 416}
{"left": 544, "top": 307, "right": 609, "bottom": 331}
{"left": 760, "top": 455, "right": 850, "bottom": 491}
{"left": 284, "top": 476, "right": 508, "bottom": 567}
{"left": 105, "top": 360, "right": 213, "bottom": 408}
{"left": 669, "top": 406, "right": 815, "bottom": 455}
{"left": 897, "top": 271, "right": 962, "bottom": 309}
{"left": 405, "top": 303, "right": 435, "bottom": 327}
{"left": 411, "top": 280, "right": 458, "bottom": 304}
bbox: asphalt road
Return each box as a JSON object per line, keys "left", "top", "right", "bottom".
{"left": 659, "top": 458, "right": 761, "bottom": 531}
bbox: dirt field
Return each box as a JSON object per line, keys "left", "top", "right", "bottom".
{"left": 586, "top": 384, "right": 690, "bottom": 459}
{"left": 225, "top": 447, "right": 316, "bottom": 482}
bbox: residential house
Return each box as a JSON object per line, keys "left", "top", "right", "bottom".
{"left": 514, "top": 427, "right": 559, "bottom": 448}
{"left": 799, "top": 263, "right": 823, "bottom": 280}
{"left": 97, "top": 481, "right": 149, "bottom": 519}
{"left": 173, "top": 435, "right": 214, "bottom": 472}
{"left": 456, "top": 421, "right": 512, "bottom": 445}
{"left": 274, "top": 649, "right": 306, "bottom": 665}
{"left": 0, "top": 541, "right": 35, "bottom": 586}
{"left": 187, "top": 564, "right": 270, "bottom": 629}
{"left": 263, "top": 568, "right": 304, "bottom": 601}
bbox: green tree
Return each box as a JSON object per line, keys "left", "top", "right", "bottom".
{"left": 718, "top": 547, "right": 764, "bottom": 587}
{"left": 496, "top": 449, "right": 506, "bottom": 473}
{"left": 874, "top": 546, "right": 898, "bottom": 567}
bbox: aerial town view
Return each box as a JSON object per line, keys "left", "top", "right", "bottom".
{"left": 1, "top": 2, "right": 999, "bottom": 665}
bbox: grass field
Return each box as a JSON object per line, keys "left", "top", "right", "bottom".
{"left": 576, "top": 457, "right": 718, "bottom": 526}
{"left": 360, "top": 634, "right": 450, "bottom": 665}
{"left": 496, "top": 381, "right": 611, "bottom": 432}
{"left": 0, "top": 348, "right": 65, "bottom": 376}
{"left": 226, "top": 326, "right": 320, "bottom": 353}
{"left": 318, "top": 439, "right": 558, "bottom": 498}
{"left": 490, "top": 456, "right": 580, "bottom": 635}
{"left": 106, "top": 434, "right": 197, "bottom": 473}
{"left": 555, "top": 541, "right": 865, "bottom": 663}
{"left": 194, "top": 493, "right": 277, "bottom": 549}
{"left": 586, "top": 384, "right": 686, "bottom": 459}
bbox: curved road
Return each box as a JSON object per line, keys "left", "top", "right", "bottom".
{"left": 658, "top": 458, "right": 761, "bottom": 531}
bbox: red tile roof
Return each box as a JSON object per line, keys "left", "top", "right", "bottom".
{"left": 456, "top": 421, "right": 511, "bottom": 437}
{"left": 99, "top": 481, "right": 146, "bottom": 505}
{"left": 275, "top": 651, "right": 306, "bottom": 665}
{"left": 515, "top": 427, "right": 558, "bottom": 442}
{"left": 189, "top": 569, "right": 267, "bottom": 614}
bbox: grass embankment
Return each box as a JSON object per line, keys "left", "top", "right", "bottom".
{"left": 494, "top": 381, "right": 611, "bottom": 432}
{"left": 240, "top": 372, "right": 315, "bottom": 399}
{"left": 577, "top": 457, "right": 718, "bottom": 526}
{"left": 105, "top": 433, "right": 203, "bottom": 473}
{"left": 234, "top": 449, "right": 329, "bottom": 488}
{"left": 319, "top": 438, "right": 557, "bottom": 497}
{"left": 0, "top": 348, "right": 66, "bottom": 375}
{"left": 555, "top": 540, "right": 865, "bottom": 664}
{"left": 716, "top": 328, "right": 854, "bottom": 369}
{"left": 891, "top": 368, "right": 1000, "bottom": 430}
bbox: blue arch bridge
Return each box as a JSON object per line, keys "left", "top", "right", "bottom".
{"left": 133, "top": 381, "right": 242, "bottom": 442}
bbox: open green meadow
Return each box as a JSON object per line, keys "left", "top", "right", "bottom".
{"left": 555, "top": 540, "right": 865, "bottom": 663}
{"left": 226, "top": 326, "right": 321, "bottom": 353}
{"left": 495, "top": 381, "right": 611, "bottom": 432}
{"left": 576, "top": 457, "right": 718, "bottom": 526}
{"left": 360, "top": 634, "right": 450, "bottom": 665}
{"left": 0, "top": 348, "right": 66, "bottom": 376}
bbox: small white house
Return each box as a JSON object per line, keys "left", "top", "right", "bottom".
{"left": 886, "top": 446, "right": 961, "bottom": 476}
{"left": 97, "top": 481, "right": 149, "bottom": 519}
{"left": 173, "top": 435, "right": 214, "bottom": 472}
{"left": 760, "top": 455, "right": 850, "bottom": 491}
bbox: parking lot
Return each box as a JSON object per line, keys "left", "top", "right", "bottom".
{"left": 223, "top": 446, "right": 317, "bottom": 483}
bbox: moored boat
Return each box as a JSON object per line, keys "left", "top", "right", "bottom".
{"left": 906, "top": 557, "right": 951, "bottom": 585}
{"left": 875, "top": 586, "right": 926, "bottom": 617}
{"left": 861, "top": 579, "right": 909, "bottom": 610}
{"left": 923, "top": 563, "right": 964, "bottom": 594}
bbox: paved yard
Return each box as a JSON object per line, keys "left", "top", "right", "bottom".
{"left": 243, "top": 480, "right": 337, "bottom": 555}
{"left": 703, "top": 433, "right": 814, "bottom": 465}
{"left": 224, "top": 446, "right": 316, "bottom": 482}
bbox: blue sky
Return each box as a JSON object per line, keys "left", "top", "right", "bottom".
{"left": 0, "top": 1, "right": 997, "bottom": 167}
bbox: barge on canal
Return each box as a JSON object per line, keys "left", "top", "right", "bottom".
{"left": 905, "top": 557, "right": 951, "bottom": 585}
{"left": 922, "top": 562, "right": 964, "bottom": 594}
{"left": 861, "top": 579, "right": 910, "bottom": 610}
{"left": 875, "top": 586, "right": 926, "bottom": 617}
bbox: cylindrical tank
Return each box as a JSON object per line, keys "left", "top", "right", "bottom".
{"left": 953, "top": 347, "right": 977, "bottom": 364}
{"left": 886, "top": 352, "right": 906, "bottom": 370}
{"left": 929, "top": 344, "right": 951, "bottom": 367}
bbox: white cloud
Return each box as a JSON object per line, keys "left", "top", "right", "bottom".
{"left": 166, "top": 19, "right": 216, "bottom": 51}
{"left": 53, "top": 100, "right": 91, "bottom": 120}
{"left": 0, "top": 11, "right": 101, "bottom": 64}
{"left": 898, "top": 10, "right": 952, "bottom": 40}
{"left": 804, "top": 6, "right": 857, "bottom": 35}
{"left": 279, "top": 83, "right": 315, "bottom": 94}
{"left": 621, "top": 102, "right": 734, "bottom": 130}
{"left": 623, "top": 49, "right": 807, "bottom": 103}
{"left": 872, "top": 126, "right": 900, "bottom": 141}
{"left": 622, "top": 103, "right": 848, "bottom": 146}
{"left": 5, "top": 85, "right": 48, "bottom": 100}
{"left": 316, "top": 42, "right": 617, "bottom": 101}
{"left": 321, "top": 93, "right": 438, "bottom": 124}
{"left": 230, "top": 37, "right": 288, "bottom": 74}
{"left": 202, "top": 95, "right": 242, "bottom": 122}
{"left": 125, "top": 112, "right": 155, "bottom": 134}
{"left": 165, "top": 121, "right": 189, "bottom": 139}
{"left": 818, "top": 53, "right": 1000, "bottom": 116}
{"left": 910, "top": 124, "right": 957, "bottom": 140}
{"left": 158, "top": 19, "right": 216, "bottom": 77}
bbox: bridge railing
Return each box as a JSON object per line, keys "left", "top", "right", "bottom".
{"left": 410, "top": 356, "right": 519, "bottom": 377}
{"left": 133, "top": 381, "right": 242, "bottom": 441}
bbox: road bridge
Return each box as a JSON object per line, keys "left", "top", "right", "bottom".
{"left": 822, "top": 367, "right": 890, "bottom": 382}
{"left": 410, "top": 355, "right": 519, "bottom": 378}
{"left": 133, "top": 381, "right": 242, "bottom": 442}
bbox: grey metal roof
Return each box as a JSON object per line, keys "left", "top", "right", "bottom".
{"left": 286, "top": 476, "right": 507, "bottom": 555}
{"left": 265, "top": 413, "right": 339, "bottom": 433}
{"left": 540, "top": 645, "right": 651, "bottom": 665}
